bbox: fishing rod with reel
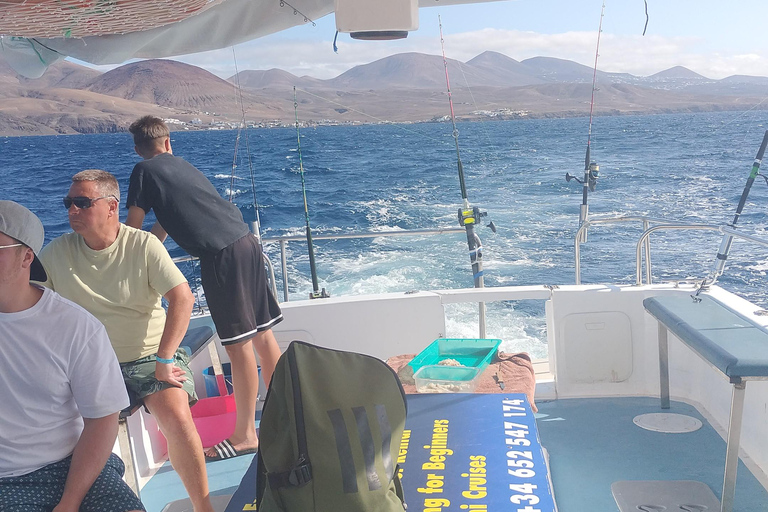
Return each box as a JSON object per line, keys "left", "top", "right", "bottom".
{"left": 439, "top": 16, "right": 496, "bottom": 338}
{"left": 566, "top": 1, "right": 605, "bottom": 243}
{"left": 701, "top": 129, "right": 768, "bottom": 290}
{"left": 293, "top": 86, "right": 329, "bottom": 300}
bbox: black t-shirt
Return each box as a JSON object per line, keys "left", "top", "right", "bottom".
{"left": 126, "top": 152, "right": 249, "bottom": 257}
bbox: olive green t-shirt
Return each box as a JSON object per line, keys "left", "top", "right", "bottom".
{"left": 39, "top": 224, "right": 187, "bottom": 363}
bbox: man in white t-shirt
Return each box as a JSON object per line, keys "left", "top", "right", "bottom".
{"left": 0, "top": 200, "right": 144, "bottom": 512}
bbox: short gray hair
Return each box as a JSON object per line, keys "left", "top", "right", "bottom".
{"left": 72, "top": 169, "right": 120, "bottom": 202}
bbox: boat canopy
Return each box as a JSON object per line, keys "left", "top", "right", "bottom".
{"left": 0, "top": 0, "right": 502, "bottom": 78}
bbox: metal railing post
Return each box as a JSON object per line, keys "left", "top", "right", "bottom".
{"left": 280, "top": 240, "right": 288, "bottom": 302}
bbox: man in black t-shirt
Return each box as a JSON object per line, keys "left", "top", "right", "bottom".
{"left": 125, "top": 116, "right": 283, "bottom": 460}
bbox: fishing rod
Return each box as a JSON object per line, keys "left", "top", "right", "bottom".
{"left": 566, "top": 0, "right": 605, "bottom": 243}
{"left": 293, "top": 86, "right": 329, "bottom": 299}
{"left": 709, "top": 129, "right": 768, "bottom": 284}
{"left": 439, "top": 16, "right": 495, "bottom": 338}
{"left": 231, "top": 47, "right": 263, "bottom": 239}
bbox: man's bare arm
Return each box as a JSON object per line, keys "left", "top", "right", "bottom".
{"left": 53, "top": 413, "right": 120, "bottom": 512}
{"left": 125, "top": 206, "right": 146, "bottom": 229}
{"left": 126, "top": 206, "right": 168, "bottom": 242}
{"left": 150, "top": 222, "right": 168, "bottom": 242}
{"left": 154, "top": 282, "right": 195, "bottom": 387}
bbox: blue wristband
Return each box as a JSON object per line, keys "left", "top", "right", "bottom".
{"left": 156, "top": 355, "right": 175, "bottom": 364}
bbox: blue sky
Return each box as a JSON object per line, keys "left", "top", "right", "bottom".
{"left": 149, "top": 0, "right": 768, "bottom": 80}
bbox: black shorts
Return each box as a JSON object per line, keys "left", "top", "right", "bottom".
{"left": 0, "top": 453, "right": 145, "bottom": 512}
{"left": 200, "top": 234, "right": 283, "bottom": 345}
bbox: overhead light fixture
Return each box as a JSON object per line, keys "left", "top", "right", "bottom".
{"left": 334, "top": 0, "right": 418, "bottom": 40}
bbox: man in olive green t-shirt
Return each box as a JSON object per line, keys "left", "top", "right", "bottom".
{"left": 39, "top": 170, "right": 215, "bottom": 512}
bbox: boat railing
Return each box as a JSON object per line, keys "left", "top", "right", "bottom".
{"left": 575, "top": 215, "right": 695, "bottom": 285}
{"left": 634, "top": 224, "right": 768, "bottom": 286}
{"left": 261, "top": 227, "right": 466, "bottom": 302}
{"left": 173, "top": 227, "right": 466, "bottom": 308}
{"left": 575, "top": 215, "right": 768, "bottom": 287}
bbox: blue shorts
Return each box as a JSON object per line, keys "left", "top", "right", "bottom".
{"left": 0, "top": 453, "right": 145, "bottom": 512}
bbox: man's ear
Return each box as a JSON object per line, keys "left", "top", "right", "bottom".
{"left": 134, "top": 145, "right": 141, "bottom": 157}
{"left": 108, "top": 197, "right": 120, "bottom": 216}
{"left": 20, "top": 246, "right": 35, "bottom": 270}
{"left": 165, "top": 137, "right": 172, "bottom": 154}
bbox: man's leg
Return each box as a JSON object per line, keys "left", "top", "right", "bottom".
{"left": 205, "top": 329, "right": 281, "bottom": 457}
{"left": 144, "top": 388, "right": 215, "bottom": 512}
{"left": 0, "top": 455, "right": 145, "bottom": 512}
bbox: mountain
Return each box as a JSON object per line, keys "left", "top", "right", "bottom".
{"left": 229, "top": 69, "right": 326, "bottom": 90}
{"left": 0, "top": 59, "right": 100, "bottom": 88}
{"left": 328, "top": 52, "right": 483, "bottom": 90}
{"left": 86, "top": 59, "right": 242, "bottom": 110}
{"left": 466, "top": 51, "right": 545, "bottom": 87}
{"left": 520, "top": 57, "right": 603, "bottom": 83}
{"left": 651, "top": 66, "right": 707, "bottom": 79}
{"left": 2, "top": 51, "right": 768, "bottom": 136}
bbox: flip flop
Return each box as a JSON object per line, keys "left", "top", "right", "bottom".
{"left": 205, "top": 439, "right": 258, "bottom": 461}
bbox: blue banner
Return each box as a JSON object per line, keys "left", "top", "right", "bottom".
{"left": 399, "top": 393, "right": 555, "bottom": 512}
{"left": 225, "top": 393, "right": 555, "bottom": 512}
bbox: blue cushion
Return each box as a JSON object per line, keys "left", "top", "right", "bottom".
{"left": 179, "top": 325, "right": 214, "bottom": 358}
{"left": 644, "top": 295, "right": 768, "bottom": 380}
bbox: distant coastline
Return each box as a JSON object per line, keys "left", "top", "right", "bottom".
{"left": 2, "top": 51, "right": 767, "bottom": 137}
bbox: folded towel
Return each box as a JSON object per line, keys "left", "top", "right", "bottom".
{"left": 386, "top": 351, "right": 537, "bottom": 412}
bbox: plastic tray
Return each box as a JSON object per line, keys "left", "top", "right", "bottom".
{"left": 409, "top": 338, "right": 502, "bottom": 374}
{"left": 413, "top": 365, "right": 482, "bottom": 393}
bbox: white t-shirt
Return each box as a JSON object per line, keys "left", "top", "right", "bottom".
{"left": 0, "top": 287, "right": 129, "bottom": 478}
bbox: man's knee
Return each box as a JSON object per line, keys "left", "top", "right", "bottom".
{"left": 144, "top": 389, "right": 196, "bottom": 433}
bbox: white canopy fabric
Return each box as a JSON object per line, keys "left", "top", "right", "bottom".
{"left": 0, "top": 0, "right": 501, "bottom": 77}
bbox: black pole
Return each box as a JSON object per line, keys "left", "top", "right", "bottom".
{"left": 713, "top": 129, "right": 768, "bottom": 277}
{"left": 293, "top": 87, "right": 328, "bottom": 299}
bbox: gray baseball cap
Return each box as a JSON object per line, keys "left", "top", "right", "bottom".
{"left": 0, "top": 200, "right": 47, "bottom": 281}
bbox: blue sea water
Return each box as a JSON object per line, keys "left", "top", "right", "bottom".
{"left": 3, "top": 111, "right": 768, "bottom": 357}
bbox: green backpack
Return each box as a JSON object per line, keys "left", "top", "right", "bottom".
{"left": 256, "top": 341, "right": 408, "bottom": 511}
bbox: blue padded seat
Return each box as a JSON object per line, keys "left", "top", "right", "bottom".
{"left": 179, "top": 325, "right": 215, "bottom": 359}
{"left": 643, "top": 295, "right": 768, "bottom": 382}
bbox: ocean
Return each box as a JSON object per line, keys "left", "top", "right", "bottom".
{"left": 3, "top": 111, "right": 768, "bottom": 358}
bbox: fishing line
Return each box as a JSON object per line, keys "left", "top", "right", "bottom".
{"left": 450, "top": 42, "right": 500, "bottom": 168}
{"left": 293, "top": 86, "right": 329, "bottom": 299}
{"left": 566, "top": 0, "right": 605, "bottom": 243}
{"left": 439, "top": 15, "right": 495, "bottom": 338}
{"left": 230, "top": 46, "right": 263, "bottom": 237}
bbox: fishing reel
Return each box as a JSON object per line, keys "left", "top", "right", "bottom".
{"left": 565, "top": 162, "right": 600, "bottom": 192}
{"left": 458, "top": 206, "right": 496, "bottom": 233}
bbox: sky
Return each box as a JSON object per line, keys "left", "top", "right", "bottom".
{"left": 85, "top": 0, "right": 768, "bottom": 81}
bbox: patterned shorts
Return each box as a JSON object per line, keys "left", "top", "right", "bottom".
{"left": 120, "top": 349, "right": 198, "bottom": 410}
{"left": 0, "top": 453, "right": 145, "bottom": 512}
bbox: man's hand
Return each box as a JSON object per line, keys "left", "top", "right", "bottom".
{"left": 55, "top": 413, "right": 119, "bottom": 511}
{"left": 155, "top": 360, "right": 187, "bottom": 388}
{"left": 153, "top": 282, "right": 194, "bottom": 389}
{"left": 52, "top": 501, "right": 79, "bottom": 512}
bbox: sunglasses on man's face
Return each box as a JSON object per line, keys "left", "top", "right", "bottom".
{"left": 63, "top": 195, "right": 116, "bottom": 210}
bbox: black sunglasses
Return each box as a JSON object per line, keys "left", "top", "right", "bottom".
{"left": 63, "top": 195, "right": 116, "bottom": 210}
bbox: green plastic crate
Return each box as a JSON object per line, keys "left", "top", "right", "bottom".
{"left": 408, "top": 338, "right": 502, "bottom": 374}
{"left": 413, "top": 365, "right": 482, "bottom": 393}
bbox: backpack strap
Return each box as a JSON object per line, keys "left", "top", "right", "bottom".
{"left": 267, "top": 456, "right": 313, "bottom": 488}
